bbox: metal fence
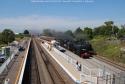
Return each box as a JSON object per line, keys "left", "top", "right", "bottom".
{"left": 0, "top": 49, "right": 18, "bottom": 74}
{"left": 45, "top": 43, "right": 125, "bottom": 84}
{"left": 80, "top": 72, "right": 125, "bottom": 84}
{"left": 97, "top": 73, "right": 125, "bottom": 84}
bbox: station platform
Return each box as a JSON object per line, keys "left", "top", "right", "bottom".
{"left": 41, "top": 42, "right": 89, "bottom": 84}
{"left": 41, "top": 41, "right": 125, "bottom": 84}
{"left": 1, "top": 39, "right": 31, "bottom": 84}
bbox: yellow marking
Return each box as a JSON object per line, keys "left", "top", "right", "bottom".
{"left": 14, "top": 42, "right": 29, "bottom": 84}
{"left": 14, "top": 54, "right": 25, "bottom": 84}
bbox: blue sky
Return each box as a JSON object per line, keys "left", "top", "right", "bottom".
{"left": 0, "top": 0, "right": 125, "bottom": 33}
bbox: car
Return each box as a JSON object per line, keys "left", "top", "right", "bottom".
{"left": 0, "top": 56, "right": 6, "bottom": 63}
{"left": 53, "top": 41, "right": 66, "bottom": 52}
{"left": 57, "top": 46, "right": 66, "bottom": 52}
{"left": 53, "top": 42, "right": 60, "bottom": 47}
{"left": 18, "top": 46, "right": 25, "bottom": 51}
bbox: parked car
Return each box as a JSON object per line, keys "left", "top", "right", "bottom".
{"left": 18, "top": 46, "right": 25, "bottom": 51}
{"left": 56, "top": 46, "right": 66, "bottom": 52}
{"left": 53, "top": 42, "right": 66, "bottom": 52}
{"left": 0, "top": 56, "right": 6, "bottom": 63}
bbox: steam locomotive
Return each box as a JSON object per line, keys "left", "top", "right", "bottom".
{"left": 40, "top": 36, "right": 96, "bottom": 58}
{"left": 59, "top": 40, "right": 96, "bottom": 58}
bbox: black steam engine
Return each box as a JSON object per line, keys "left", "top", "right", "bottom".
{"left": 59, "top": 40, "right": 96, "bottom": 58}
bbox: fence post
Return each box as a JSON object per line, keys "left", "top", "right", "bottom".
{"left": 109, "top": 75, "right": 111, "bottom": 84}
{"left": 106, "top": 75, "right": 108, "bottom": 84}
{"left": 112, "top": 74, "right": 115, "bottom": 84}
{"left": 103, "top": 66, "right": 106, "bottom": 76}
{"left": 124, "top": 76, "right": 125, "bottom": 84}
{"left": 97, "top": 76, "right": 99, "bottom": 84}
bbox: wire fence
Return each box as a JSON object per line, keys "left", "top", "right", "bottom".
{"left": 44, "top": 42, "right": 125, "bottom": 84}
{"left": 80, "top": 72, "right": 125, "bottom": 84}
{"left": 97, "top": 73, "right": 125, "bottom": 84}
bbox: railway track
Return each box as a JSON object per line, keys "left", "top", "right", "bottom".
{"left": 33, "top": 39, "right": 54, "bottom": 84}
{"left": 22, "top": 41, "right": 41, "bottom": 84}
{"left": 35, "top": 38, "right": 65, "bottom": 84}
{"left": 23, "top": 38, "right": 66, "bottom": 84}
{"left": 29, "top": 41, "right": 41, "bottom": 84}
{"left": 95, "top": 55, "right": 125, "bottom": 71}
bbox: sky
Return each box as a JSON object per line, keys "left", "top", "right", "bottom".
{"left": 0, "top": 0, "right": 125, "bottom": 33}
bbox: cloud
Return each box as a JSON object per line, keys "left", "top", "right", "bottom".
{"left": 0, "top": 15, "right": 107, "bottom": 33}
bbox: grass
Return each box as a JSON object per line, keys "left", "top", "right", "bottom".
{"left": 90, "top": 35, "right": 125, "bottom": 64}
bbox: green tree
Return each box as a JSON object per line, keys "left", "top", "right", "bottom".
{"left": 74, "top": 27, "right": 87, "bottom": 41}
{"left": 24, "top": 30, "right": 29, "bottom": 34}
{"left": 2, "top": 29, "right": 15, "bottom": 44}
{"left": 113, "top": 26, "right": 119, "bottom": 36}
{"left": 0, "top": 32, "right": 2, "bottom": 43}
{"left": 118, "top": 25, "right": 125, "bottom": 38}
{"left": 74, "top": 27, "right": 83, "bottom": 35}
{"left": 104, "top": 21, "right": 119, "bottom": 37}
{"left": 93, "top": 25, "right": 106, "bottom": 35}
{"left": 104, "top": 21, "right": 114, "bottom": 27}
{"left": 83, "top": 27, "right": 93, "bottom": 39}
{"left": 93, "top": 21, "right": 117, "bottom": 36}
{"left": 65, "top": 30, "right": 74, "bottom": 38}
{"left": 42, "top": 29, "right": 53, "bottom": 36}
{"left": 104, "top": 21, "right": 114, "bottom": 36}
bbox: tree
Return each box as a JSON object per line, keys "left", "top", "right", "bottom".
{"left": 113, "top": 26, "right": 119, "bottom": 35}
{"left": 104, "top": 21, "right": 114, "bottom": 27}
{"left": 118, "top": 25, "right": 125, "bottom": 38}
{"left": 74, "top": 27, "right": 87, "bottom": 41}
{"left": 93, "top": 21, "right": 118, "bottom": 36}
{"left": 2, "top": 29, "right": 15, "bottom": 44}
{"left": 104, "top": 21, "right": 115, "bottom": 36}
{"left": 74, "top": 27, "right": 83, "bottom": 35}
{"left": 42, "top": 29, "right": 53, "bottom": 36}
{"left": 0, "top": 33, "right": 2, "bottom": 43}
{"left": 83, "top": 27, "right": 93, "bottom": 39}
{"left": 24, "top": 30, "right": 29, "bottom": 34}
{"left": 93, "top": 25, "right": 106, "bottom": 35}
{"left": 65, "top": 30, "right": 74, "bottom": 38}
